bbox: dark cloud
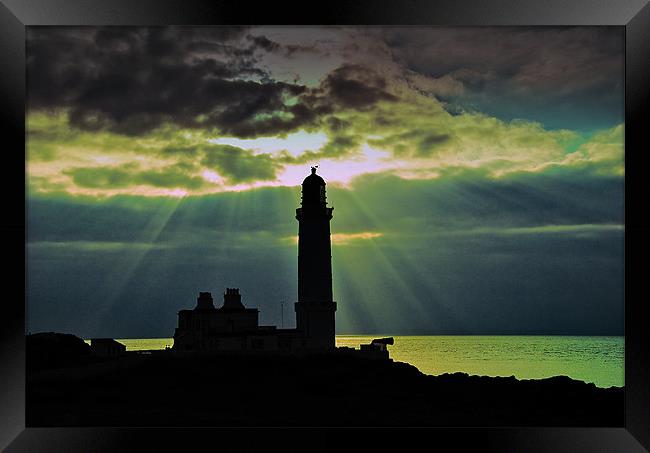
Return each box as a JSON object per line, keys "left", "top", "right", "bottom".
{"left": 243, "top": 34, "right": 322, "bottom": 58}
{"left": 320, "top": 134, "right": 362, "bottom": 157}
{"left": 274, "top": 133, "right": 364, "bottom": 166}
{"left": 27, "top": 27, "right": 623, "bottom": 138}
{"left": 137, "top": 168, "right": 207, "bottom": 190}
{"left": 27, "top": 27, "right": 312, "bottom": 137}
{"left": 417, "top": 133, "right": 451, "bottom": 154}
{"left": 66, "top": 166, "right": 133, "bottom": 189}
{"left": 65, "top": 164, "right": 208, "bottom": 190}
{"left": 380, "top": 27, "right": 623, "bottom": 129}
{"left": 246, "top": 34, "right": 281, "bottom": 53}
{"left": 325, "top": 116, "right": 349, "bottom": 132}
{"left": 285, "top": 43, "right": 320, "bottom": 57}
{"left": 368, "top": 129, "right": 451, "bottom": 157}
{"left": 27, "top": 28, "right": 400, "bottom": 139}
{"left": 201, "top": 144, "right": 280, "bottom": 184}
{"left": 64, "top": 143, "right": 284, "bottom": 189}
{"left": 311, "top": 64, "right": 398, "bottom": 110}
{"left": 382, "top": 27, "right": 622, "bottom": 91}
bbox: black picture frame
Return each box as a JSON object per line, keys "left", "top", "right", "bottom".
{"left": 1, "top": 0, "right": 648, "bottom": 451}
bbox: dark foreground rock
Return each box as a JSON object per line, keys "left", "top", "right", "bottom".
{"left": 27, "top": 332, "right": 91, "bottom": 371}
{"left": 26, "top": 334, "right": 623, "bottom": 427}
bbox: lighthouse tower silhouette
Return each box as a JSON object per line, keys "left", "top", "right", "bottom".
{"left": 294, "top": 166, "right": 337, "bottom": 349}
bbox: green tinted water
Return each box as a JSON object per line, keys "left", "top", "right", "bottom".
{"left": 94, "top": 335, "right": 623, "bottom": 388}
{"left": 338, "top": 336, "right": 623, "bottom": 388}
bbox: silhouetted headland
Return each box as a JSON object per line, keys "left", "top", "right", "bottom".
{"left": 26, "top": 332, "right": 622, "bottom": 427}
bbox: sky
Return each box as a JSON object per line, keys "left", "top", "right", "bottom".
{"left": 26, "top": 26, "right": 624, "bottom": 337}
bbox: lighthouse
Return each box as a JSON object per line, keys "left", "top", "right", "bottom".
{"left": 294, "top": 167, "right": 337, "bottom": 349}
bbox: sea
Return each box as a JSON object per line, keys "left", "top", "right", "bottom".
{"left": 94, "top": 335, "right": 624, "bottom": 389}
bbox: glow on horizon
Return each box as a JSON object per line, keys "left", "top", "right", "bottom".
{"left": 284, "top": 231, "right": 383, "bottom": 245}
{"left": 331, "top": 231, "right": 383, "bottom": 244}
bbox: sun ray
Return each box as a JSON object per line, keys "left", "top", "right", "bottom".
{"left": 331, "top": 188, "right": 444, "bottom": 332}
{"left": 90, "top": 196, "right": 186, "bottom": 333}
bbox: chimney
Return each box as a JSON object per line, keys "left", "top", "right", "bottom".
{"left": 223, "top": 288, "right": 245, "bottom": 309}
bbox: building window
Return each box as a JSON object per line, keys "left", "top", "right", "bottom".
{"left": 252, "top": 339, "right": 264, "bottom": 350}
